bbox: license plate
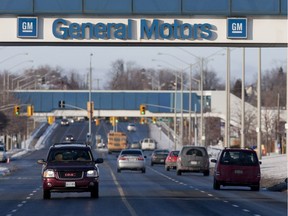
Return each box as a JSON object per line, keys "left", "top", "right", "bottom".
{"left": 234, "top": 170, "right": 243, "bottom": 174}
{"left": 65, "top": 182, "right": 76, "bottom": 187}
{"left": 160, "top": 159, "right": 164, "bottom": 162}
{"left": 190, "top": 161, "right": 197, "bottom": 165}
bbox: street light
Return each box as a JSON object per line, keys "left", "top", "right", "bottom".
{"left": 0, "top": 52, "right": 28, "bottom": 64}
{"left": 7, "top": 60, "right": 33, "bottom": 90}
{"left": 177, "top": 48, "right": 225, "bottom": 146}
{"left": 88, "top": 53, "right": 93, "bottom": 137}
{"left": 157, "top": 52, "right": 202, "bottom": 146}
{"left": 1, "top": 52, "right": 29, "bottom": 102}
{"left": 153, "top": 57, "right": 184, "bottom": 147}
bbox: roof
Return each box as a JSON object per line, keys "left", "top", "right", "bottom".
{"left": 51, "top": 143, "right": 90, "bottom": 148}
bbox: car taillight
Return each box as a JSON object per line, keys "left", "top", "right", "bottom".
{"left": 119, "top": 157, "right": 126, "bottom": 161}
{"left": 137, "top": 157, "right": 144, "bottom": 161}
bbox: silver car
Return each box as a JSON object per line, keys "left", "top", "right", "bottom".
{"left": 117, "top": 149, "right": 146, "bottom": 173}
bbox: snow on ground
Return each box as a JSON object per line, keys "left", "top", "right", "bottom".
{"left": 261, "top": 154, "right": 287, "bottom": 180}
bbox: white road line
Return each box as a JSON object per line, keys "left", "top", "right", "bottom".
{"left": 107, "top": 164, "right": 138, "bottom": 216}
{"left": 149, "top": 167, "right": 259, "bottom": 216}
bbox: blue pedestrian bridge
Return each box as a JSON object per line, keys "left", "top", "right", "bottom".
{"left": 13, "top": 90, "right": 212, "bottom": 118}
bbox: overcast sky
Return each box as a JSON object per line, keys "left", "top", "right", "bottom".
{"left": 1, "top": 46, "right": 287, "bottom": 89}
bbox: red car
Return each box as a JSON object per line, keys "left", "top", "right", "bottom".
{"left": 211, "top": 148, "right": 261, "bottom": 191}
{"left": 165, "top": 150, "right": 179, "bottom": 171}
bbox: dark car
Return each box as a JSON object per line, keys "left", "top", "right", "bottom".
{"left": 211, "top": 148, "right": 261, "bottom": 191}
{"left": 60, "top": 119, "right": 69, "bottom": 126}
{"left": 151, "top": 149, "right": 169, "bottom": 166}
{"left": 176, "top": 146, "right": 210, "bottom": 176}
{"left": 37, "top": 143, "right": 103, "bottom": 199}
{"left": 165, "top": 150, "right": 179, "bottom": 171}
{"left": 64, "top": 134, "right": 74, "bottom": 142}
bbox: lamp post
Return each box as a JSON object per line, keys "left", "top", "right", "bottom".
{"left": 152, "top": 57, "right": 201, "bottom": 146}
{"left": 257, "top": 48, "right": 262, "bottom": 159}
{"left": 158, "top": 53, "right": 191, "bottom": 146}
{"left": 153, "top": 57, "right": 184, "bottom": 147}
{"left": 178, "top": 48, "right": 225, "bottom": 146}
{"left": 1, "top": 52, "right": 29, "bottom": 102}
{"left": 241, "top": 48, "right": 246, "bottom": 148}
{"left": 89, "top": 53, "right": 93, "bottom": 137}
{"left": 7, "top": 60, "right": 34, "bottom": 90}
{"left": 225, "top": 48, "right": 231, "bottom": 147}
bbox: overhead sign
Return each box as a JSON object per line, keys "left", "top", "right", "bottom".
{"left": 52, "top": 18, "right": 214, "bottom": 41}
{"left": 17, "top": 17, "right": 38, "bottom": 38}
{"left": 227, "top": 18, "right": 247, "bottom": 39}
{"left": 0, "top": 17, "right": 284, "bottom": 45}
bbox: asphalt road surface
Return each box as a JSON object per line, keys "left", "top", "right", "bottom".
{"left": 0, "top": 121, "right": 286, "bottom": 216}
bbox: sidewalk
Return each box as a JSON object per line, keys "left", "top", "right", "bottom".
{"left": 0, "top": 122, "right": 50, "bottom": 176}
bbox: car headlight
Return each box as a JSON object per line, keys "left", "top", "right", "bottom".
{"left": 43, "top": 169, "right": 55, "bottom": 178}
{"left": 87, "top": 170, "right": 98, "bottom": 177}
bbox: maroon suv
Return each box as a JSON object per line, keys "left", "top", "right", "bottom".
{"left": 38, "top": 143, "right": 103, "bottom": 199}
{"left": 211, "top": 148, "right": 261, "bottom": 191}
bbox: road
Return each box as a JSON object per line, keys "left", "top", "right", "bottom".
{"left": 0, "top": 120, "right": 286, "bottom": 216}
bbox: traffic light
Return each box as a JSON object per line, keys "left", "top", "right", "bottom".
{"left": 140, "top": 117, "right": 145, "bottom": 124}
{"left": 140, "top": 104, "right": 146, "bottom": 115}
{"left": 27, "top": 105, "right": 34, "bottom": 117}
{"left": 47, "top": 116, "right": 55, "bottom": 125}
{"left": 152, "top": 117, "right": 157, "bottom": 124}
{"left": 58, "top": 100, "right": 65, "bottom": 108}
{"left": 110, "top": 117, "right": 118, "bottom": 126}
{"left": 14, "top": 105, "right": 20, "bottom": 116}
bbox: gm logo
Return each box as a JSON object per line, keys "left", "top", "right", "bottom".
{"left": 17, "top": 17, "right": 38, "bottom": 38}
{"left": 227, "top": 18, "right": 247, "bottom": 39}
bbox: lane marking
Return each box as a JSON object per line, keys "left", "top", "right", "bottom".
{"left": 150, "top": 167, "right": 262, "bottom": 216}
{"left": 106, "top": 164, "right": 138, "bottom": 216}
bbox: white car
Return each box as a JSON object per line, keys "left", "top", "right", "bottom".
{"left": 141, "top": 138, "right": 157, "bottom": 151}
{"left": 127, "top": 123, "right": 136, "bottom": 132}
{"left": 97, "top": 142, "right": 106, "bottom": 148}
{"left": 0, "top": 145, "right": 8, "bottom": 162}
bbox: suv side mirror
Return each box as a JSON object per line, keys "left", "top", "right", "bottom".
{"left": 37, "top": 159, "right": 46, "bottom": 164}
{"left": 95, "top": 158, "right": 104, "bottom": 164}
{"left": 211, "top": 159, "right": 217, "bottom": 163}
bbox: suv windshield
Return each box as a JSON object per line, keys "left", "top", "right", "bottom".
{"left": 220, "top": 150, "right": 258, "bottom": 166}
{"left": 47, "top": 148, "right": 92, "bottom": 162}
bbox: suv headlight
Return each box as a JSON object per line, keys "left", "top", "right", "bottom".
{"left": 43, "top": 169, "right": 55, "bottom": 178}
{"left": 87, "top": 170, "right": 98, "bottom": 177}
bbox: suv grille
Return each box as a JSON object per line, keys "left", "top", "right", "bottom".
{"left": 57, "top": 171, "right": 83, "bottom": 180}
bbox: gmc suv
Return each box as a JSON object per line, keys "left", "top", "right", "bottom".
{"left": 38, "top": 143, "right": 103, "bottom": 199}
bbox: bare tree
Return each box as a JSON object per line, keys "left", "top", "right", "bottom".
{"left": 193, "top": 69, "right": 225, "bottom": 90}
{"left": 262, "top": 107, "right": 277, "bottom": 154}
